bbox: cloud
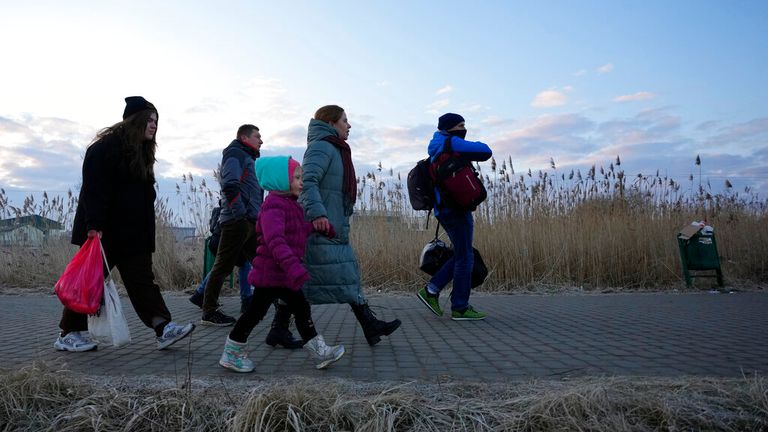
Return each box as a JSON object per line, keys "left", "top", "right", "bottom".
{"left": 480, "top": 116, "right": 516, "bottom": 128}
{"left": 597, "top": 63, "right": 614, "bottom": 74}
{"left": 481, "top": 108, "right": 763, "bottom": 194}
{"left": 426, "top": 98, "right": 450, "bottom": 114}
{"left": 435, "top": 85, "right": 453, "bottom": 95}
{"left": 490, "top": 113, "right": 596, "bottom": 167}
{"left": 154, "top": 75, "right": 306, "bottom": 178}
{"left": 704, "top": 117, "right": 768, "bottom": 153}
{"left": 597, "top": 109, "right": 682, "bottom": 147}
{"left": 324, "top": 122, "right": 437, "bottom": 177}
{"left": 462, "top": 104, "right": 486, "bottom": 113}
{"left": 0, "top": 115, "right": 91, "bottom": 191}
{"left": 573, "top": 69, "right": 587, "bottom": 77}
{"left": 695, "top": 120, "right": 720, "bottom": 131}
{"left": 614, "top": 92, "right": 655, "bottom": 102}
{"left": 531, "top": 89, "right": 568, "bottom": 108}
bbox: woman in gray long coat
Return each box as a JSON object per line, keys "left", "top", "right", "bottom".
{"left": 299, "top": 105, "right": 401, "bottom": 346}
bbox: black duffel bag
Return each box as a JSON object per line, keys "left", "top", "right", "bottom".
{"left": 418, "top": 222, "right": 488, "bottom": 288}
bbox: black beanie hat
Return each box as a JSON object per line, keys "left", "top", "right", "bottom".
{"left": 437, "top": 113, "right": 465, "bottom": 131}
{"left": 123, "top": 96, "right": 156, "bottom": 120}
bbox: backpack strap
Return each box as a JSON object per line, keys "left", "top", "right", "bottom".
{"left": 428, "top": 136, "right": 454, "bottom": 213}
{"left": 443, "top": 135, "right": 452, "bottom": 153}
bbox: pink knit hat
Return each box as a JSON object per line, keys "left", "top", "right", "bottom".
{"left": 288, "top": 157, "right": 300, "bottom": 184}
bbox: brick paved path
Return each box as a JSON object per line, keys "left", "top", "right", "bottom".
{"left": 1, "top": 291, "right": 766, "bottom": 383}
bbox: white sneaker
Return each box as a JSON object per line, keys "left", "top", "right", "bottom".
{"left": 54, "top": 331, "right": 98, "bottom": 352}
{"left": 156, "top": 322, "right": 195, "bottom": 350}
{"left": 304, "top": 335, "right": 345, "bottom": 369}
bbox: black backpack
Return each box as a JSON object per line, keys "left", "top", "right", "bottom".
{"left": 208, "top": 206, "right": 222, "bottom": 235}
{"left": 407, "top": 158, "right": 435, "bottom": 211}
{"left": 207, "top": 206, "right": 222, "bottom": 254}
{"left": 206, "top": 206, "right": 247, "bottom": 266}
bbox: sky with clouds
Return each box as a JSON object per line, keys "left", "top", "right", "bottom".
{"left": 1, "top": 0, "right": 767, "bottom": 212}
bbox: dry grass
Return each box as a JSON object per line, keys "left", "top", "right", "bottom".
{"left": 2, "top": 155, "right": 767, "bottom": 292}
{"left": 1, "top": 362, "right": 766, "bottom": 431}
{"left": 0, "top": 231, "right": 203, "bottom": 294}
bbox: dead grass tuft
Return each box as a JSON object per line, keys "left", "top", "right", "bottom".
{"left": 1, "top": 363, "right": 766, "bottom": 431}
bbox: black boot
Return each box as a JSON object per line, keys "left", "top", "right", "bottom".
{"left": 265, "top": 301, "right": 303, "bottom": 349}
{"left": 351, "top": 303, "right": 402, "bottom": 346}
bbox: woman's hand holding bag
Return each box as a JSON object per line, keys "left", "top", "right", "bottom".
{"left": 54, "top": 236, "right": 104, "bottom": 314}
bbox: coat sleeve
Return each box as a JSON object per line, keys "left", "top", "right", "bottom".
{"left": 220, "top": 150, "right": 246, "bottom": 220}
{"left": 80, "top": 141, "right": 112, "bottom": 232}
{"left": 260, "top": 205, "right": 309, "bottom": 290}
{"left": 299, "top": 141, "right": 332, "bottom": 221}
{"left": 448, "top": 137, "right": 493, "bottom": 162}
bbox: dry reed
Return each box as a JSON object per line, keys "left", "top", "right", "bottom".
{"left": 1, "top": 155, "right": 766, "bottom": 292}
{"left": 1, "top": 362, "right": 766, "bottom": 431}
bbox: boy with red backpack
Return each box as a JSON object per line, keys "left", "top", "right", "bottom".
{"left": 416, "top": 113, "right": 493, "bottom": 320}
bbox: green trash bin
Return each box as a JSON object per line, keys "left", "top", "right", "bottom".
{"left": 676, "top": 224, "right": 724, "bottom": 288}
{"left": 203, "top": 236, "right": 234, "bottom": 289}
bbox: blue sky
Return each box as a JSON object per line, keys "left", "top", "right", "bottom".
{"left": 1, "top": 0, "right": 767, "bottom": 210}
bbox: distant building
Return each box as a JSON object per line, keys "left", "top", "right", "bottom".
{"left": 0, "top": 215, "right": 64, "bottom": 232}
{"left": 169, "top": 226, "right": 197, "bottom": 242}
{"left": 0, "top": 215, "right": 63, "bottom": 247}
{"left": 0, "top": 224, "right": 45, "bottom": 247}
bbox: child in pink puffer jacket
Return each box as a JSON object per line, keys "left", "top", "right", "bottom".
{"left": 219, "top": 156, "right": 344, "bottom": 372}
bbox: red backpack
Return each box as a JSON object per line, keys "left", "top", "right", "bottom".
{"left": 429, "top": 136, "right": 487, "bottom": 212}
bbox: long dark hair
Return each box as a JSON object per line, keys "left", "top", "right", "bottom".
{"left": 92, "top": 109, "right": 158, "bottom": 181}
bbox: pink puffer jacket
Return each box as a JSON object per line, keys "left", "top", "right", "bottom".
{"left": 248, "top": 193, "right": 315, "bottom": 291}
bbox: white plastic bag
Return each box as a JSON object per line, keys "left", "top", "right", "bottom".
{"left": 87, "top": 240, "right": 132, "bottom": 347}
{"left": 88, "top": 277, "right": 132, "bottom": 347}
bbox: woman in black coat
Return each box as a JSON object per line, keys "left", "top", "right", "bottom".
{"left": 55, "top": 96, "right": 195, "bottom": 352}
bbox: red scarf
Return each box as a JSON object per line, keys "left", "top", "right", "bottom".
{"left": 322, "top": 134, "right": 357, "bottom": 207}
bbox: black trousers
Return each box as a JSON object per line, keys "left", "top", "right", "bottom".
{"left": 229, "top": 287, "right": 317, "bottom": 344}
{"left": 202, "top": 219, "right": 256, "bottom": 313}
{"left": 59, "top": 251, "right": 172, "bottom": 336}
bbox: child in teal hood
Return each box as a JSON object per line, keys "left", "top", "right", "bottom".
{"left": 219, "top": 156, "right": 344, "bottom": 373}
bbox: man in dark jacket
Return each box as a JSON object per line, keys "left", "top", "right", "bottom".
{"left": 197, "top": 127, "right": 303, "bottom": 347}
{"left": 199, "top": 125, "right": 263, "bottom": 326}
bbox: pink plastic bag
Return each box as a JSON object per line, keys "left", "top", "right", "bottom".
{"left": 54, "top": 237, "right": 104, "bottom": 314}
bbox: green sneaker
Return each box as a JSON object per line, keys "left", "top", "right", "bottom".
{"left": 451, "top": 305, "right": 486, "bottom": 321}
{"left": 417, "top": 288, "right": 443, "bottom": 316}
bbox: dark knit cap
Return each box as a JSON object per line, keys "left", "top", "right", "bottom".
{"left": 123, "top": 96, "right": 156, "bottom": 120}
{"left": 437, "top": 113, "right": 465, "bottom": 131}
